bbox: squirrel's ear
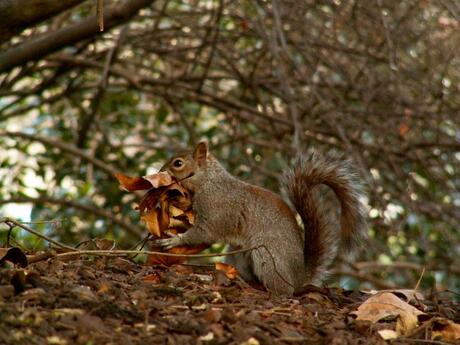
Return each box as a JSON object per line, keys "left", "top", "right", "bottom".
{"left": 193, "top": 141, "right": 208, "bottom": 166}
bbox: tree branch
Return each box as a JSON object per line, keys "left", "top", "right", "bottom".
{"left": 0, "top": 0, "right": 155, "bottom": 73}
{"left": 0, "top": 196, "right": 143, "bottom": 237}
{"left": 0, "top": 0, "right": 85, "bottom": 42}
{"left": 1, "top": 130, "right": 118, "bottom": 176}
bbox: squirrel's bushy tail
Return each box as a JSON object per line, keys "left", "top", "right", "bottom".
{"left": 284, "top": 151, "right": 367, "bottom": 282}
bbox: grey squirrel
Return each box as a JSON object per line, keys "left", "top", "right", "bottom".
{"left": 156, "top": 142, "right": 367, "bottom": 296}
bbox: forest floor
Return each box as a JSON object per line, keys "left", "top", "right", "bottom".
{"left": 0, "top": 255, "right": 459, "bottom": 345}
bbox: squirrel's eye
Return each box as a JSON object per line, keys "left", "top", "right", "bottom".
{"left": 172, "top": 159, "right": 183, "bottom": 168}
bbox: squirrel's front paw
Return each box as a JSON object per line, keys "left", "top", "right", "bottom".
{"left": 154, "top": 235, "right": 184, "bottom": 250}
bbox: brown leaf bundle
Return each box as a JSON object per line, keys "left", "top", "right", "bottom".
{"left": 115, "top": 172, "right": 208, "bottom": 265}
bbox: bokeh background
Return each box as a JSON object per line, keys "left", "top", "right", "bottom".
{"left": 0, "top": 0, "right": 459, "bottom": 292}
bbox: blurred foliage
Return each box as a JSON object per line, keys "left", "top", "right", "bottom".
{"left": 0, "top": 0, "right": 459, "bottom": 292}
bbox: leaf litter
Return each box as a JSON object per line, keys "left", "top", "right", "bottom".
{"left": 0, "top": 172, "right": 458, "bottom": 344}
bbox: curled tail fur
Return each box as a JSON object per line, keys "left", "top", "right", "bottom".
{"left": 284, "top": 151, "right": 367, "bottom": 283}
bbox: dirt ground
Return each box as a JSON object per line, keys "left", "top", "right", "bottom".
{"left": 0, "top": 255, "right": 458, "bottom": 345}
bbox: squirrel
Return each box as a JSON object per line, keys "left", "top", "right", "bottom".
{"left": 156, "top": 142, "right": 367, "bottom": 296}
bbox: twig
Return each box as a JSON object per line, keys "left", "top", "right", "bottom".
{"left": 47, "top": 246, "right": 263, "bottom": 260}
{"left": 17, "top": 219, "right": 68, "bottom": 225}
{"left": 395, "top": 339, "right": 453, "bottom": 345}
{"left": 0, "top": 196, "right": 143, "bottom": 237}
{"left": 5, "top": 222, "right": 14, "bottom": 247}
{"left": 0, "top": 217, "right": 76, "bottom": 251}
{"left": 97, "top": 0, "right": 104, "bottom": 31}
{"left": 1, "top": 130, "right": 118, "bottom": 176}
{"left": 0, "top": 0, "right": 154, "bottom": 73}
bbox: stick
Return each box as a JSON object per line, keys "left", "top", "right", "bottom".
{"left": 0, "top": 217, "right": 75, "bottom": 251}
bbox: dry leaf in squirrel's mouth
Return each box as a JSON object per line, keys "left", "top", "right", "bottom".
{"left": 115, "top": 171, "right": 208, "bottom": 266}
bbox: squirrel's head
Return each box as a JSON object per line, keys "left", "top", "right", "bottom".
{"left": 160, "top": 141, "right": 209, "bottom": 190}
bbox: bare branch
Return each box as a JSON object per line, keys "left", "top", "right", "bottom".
{"left": 0, "top": 0, "right": 155, "bottom": 73}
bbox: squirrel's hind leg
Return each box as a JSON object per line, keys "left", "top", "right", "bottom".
{"left": 250, "top": 248, "right": 296, "bottom": 296}
{"left": 225, "top": 246, "right": 258, "bottom": 283}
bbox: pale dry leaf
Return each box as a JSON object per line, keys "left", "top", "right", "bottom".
{"left": 198, "top": 332, "right": 214, "bottom": 341}
{"left": 169, "top": 205, "right": 184, "bottom": 217}
{"left": 378, "top": 329, "right": 398, "bottom": 340}
{"left": 363, "top": 289, "right": 425, "bottom": 302}
{"left": 143, "top": 171, "right": 173, "bottom": 188}
{"left": 168, "top": 217, "right": 188, "bottom": 229}
{"left": 351, "top": 292, "right": 426, "bottom": 335}
{"left": 240, "top": 337, "right": 260, "bottom": 345}
{"left": 396, "top": 310, "right": 418, "bottom": 335}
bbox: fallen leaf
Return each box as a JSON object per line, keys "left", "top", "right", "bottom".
{"left": 215, "top": 262, "right": 239, "bottom": 279}
{"left": 240, "top": 337, "right": 260, "bottom": 345}
{"left": 97, "top": 281, "right": 110, "bottom": 294}
{"left": 351, "top": 292, "right": 426, "bottom": 336}
{"left": 210, "top": 323, "right": 225, "bottom": 338}
{"left": 364, "top": 289, "right": 425, "bottom": 303}
{"left": 399, "top": 122, "right": 410, "bottom": 136}
{"left": 432, "top": 318, "right": 460, "bottom": 342}
{"left": 142, "top": 272, "right": 161, "bottom": 284}
{"left": 198, "top": 332, "right": 214, "bottom": 341}
{"left": 378, "top": 329, "right": 398, "bottom": 340}
{"left": 46, "top": 335, "right": 67, "bottom": 345}
{"left": 147, "top": 243, "right": 209, "bottom": 266}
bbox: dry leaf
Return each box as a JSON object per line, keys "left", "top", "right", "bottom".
{"left": 147, "top": 244, "right": 208, "bottom": 266}
{"left": 115, "top": 173, "right": 153, "bottom": 191}
{"left": 97, "top": 282, "right": 110, "bottom": 294}
{"left": 378, "top": 329, "right": 398, "bottom": 340}
{"left": 166, "top": 184, "right": 192, "bottom": 209}
{"left": 215, "top": 262, "right": 239, "bottom": 279}
{"left": 138, "top": 188, "right": 165, "bottom": 212}
{"left": 432, "top": 318, "right": 460, "bottom": 342}
{"left": 141, "top": 209, "right": 161, "bottom": 237}
{"left": 143, "top": 171, "right": 173, "bottom": 188}
{"left": 169, "top": 217, "right": 188, "bottom": 229}
{"left": 169, "top": 205, "right": 184, "bottom": 217}
{"left": 142, "top": 272, "right": 161, "bottom": 284}
{"left": 363, "top": 289, "right": 425, "bottom": 303}
{"left": 184, "top": 210, "right": 195, "bottom": 224}
{"left": 351, "top": 292, "right": 426, "bottom": 336}
{"left": 158, "top": 194, "right": 170, "bottom": 229}
{"left": 396, "top": 311, "right": 418, "bottom": 336}
{"left": 116, "top": 170, "right": 209, "bottom": 266}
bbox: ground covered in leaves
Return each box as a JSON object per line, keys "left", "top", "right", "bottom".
{"left": 0, "top": 256, "right": 459, "bottom": 345}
